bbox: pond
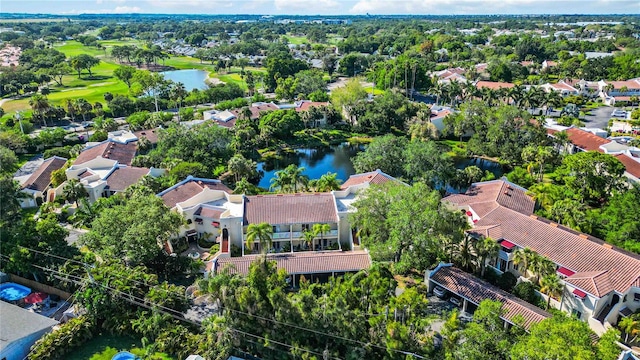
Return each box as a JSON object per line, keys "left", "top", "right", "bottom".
{"left": 160, "top": 69, "right": 209, "bottom": 91}
{"left": 257, "top": 143, "right": 362, "bottom": 189}
{"left": 256, "top": 144, "right": 504, "bottom": 190}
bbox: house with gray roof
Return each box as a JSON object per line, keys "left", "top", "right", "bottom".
{"left": 0, "top": 301, "right": 58, "bottom": 360}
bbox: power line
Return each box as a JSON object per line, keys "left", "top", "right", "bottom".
{"left": 2, "top": 257, "right": 342, "bottom": 360}
{"left": 10, "top": 249, "right": 425, "bottom": 358}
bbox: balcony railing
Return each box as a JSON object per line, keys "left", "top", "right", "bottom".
{"left": 244, "top": 229, "right": 339, "bottom": 241}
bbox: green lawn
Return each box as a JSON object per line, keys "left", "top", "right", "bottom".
{"left": 2, "top": 39, "right": 266, "bottom": 115}
{"left": 66, "top": 334, "right": 140, "bottom": 360}
{"left": 283, "top": 34, "right": 310, "bottom": 45}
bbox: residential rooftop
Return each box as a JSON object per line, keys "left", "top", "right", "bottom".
{"left": 105, "top": 166, "right": 150, "bottom": 192}
{"left": 244, "top": 193, "right": 339, "bottom": 225}
{"left": 0, "top": 301, "right": 58, "bottom": 352}
{"left": 74, "top": 140, "right": 137, "bottom": 166}
{"left": 430, "top": 265, "right": 551, "bottom": 330}
{"left": 444, "top": 180, "right": 640, "bottom": 296}
{"left": 21, "top": 156, "right": 67, "bottom": 192}
{"left": 159, "top": 176, "right": 232, "bottom": 209}
{"left": 214, "top": 250, "right": 371, "bottom": 275}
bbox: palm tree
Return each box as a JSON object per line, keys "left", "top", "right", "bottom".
{"left": 64, "top": 99, "right": 78, "bottom": 122}
{"left": 269, "top": 168, "right": 291, "bottom": 193}
{"left": 475, "top": 237, "right": 500, "bottom": 276}
{"left": 508, "top": 85, "right": 524, "bottom": 108}
{"left": 170, "top": 82, "right": 187, "bottom": 120}
{"left": 513, "top": 247, "right": 535, "bottom": 277}
{"left": 69, "top": 198, "right": 98, "bottom": 228}
{"left": 530, "top": 254, "right": 555, "bottom": 284}
{"left": 454, "top": 235, "right": 477, "bottom": 272}
{"left": 619, "top": 314, "right": 640, "bottom": 343}
{"left": 29, "top": 94, "right": 50, "bottom": 127}
{"left": 76, "top": 98, "right": 93, "bottom": 122}
{"left": 312, "top": 223, "right": 331, "bottom": 250}
{"left": 302, "top": 230, "right": 315, "bottom": 251}
{"left": 62, "top": 179, "right": 88, "bottom": 207}
{"left": 245, "top": 222, "right": 273, "bottom": 257}
{"left": 312, "top": 172, "right": 342, "bottom": 192}
{"left": 539, "top": 274, "right": 563, "bottom": 310}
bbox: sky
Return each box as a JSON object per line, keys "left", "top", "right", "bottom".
{"left": 1, "top": 0, "right": 639, "bottom": 16}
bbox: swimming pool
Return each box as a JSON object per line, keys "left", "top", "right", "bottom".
{"left": 112, "top": 351, "right": 138, "bottom": 360}
{"left": 0, "top": 282, "right": 31, "bottom": 301}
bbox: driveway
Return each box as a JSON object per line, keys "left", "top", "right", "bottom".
{"left": 582, "top": 106, "right": 619, "bottom": 129}
{"left": 65, "top": 226, "right": 88, "bottom": 245}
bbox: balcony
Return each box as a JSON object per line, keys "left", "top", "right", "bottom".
{"left": 244, "top": 229, "right": 339, "bottom": 241}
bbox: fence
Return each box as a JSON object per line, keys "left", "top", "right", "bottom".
{"left": 8, "top": 274, "right": 73, "bottom": 300}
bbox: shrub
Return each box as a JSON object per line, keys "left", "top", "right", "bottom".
{"left": 179, "top": 107, "right": 194, "bottom": 121}
{"left": 230, "top": 244, "right": 241, "bottom": 257}
{"left": 496, "top": 272, "right": 517, "bottom": 291}
{"left": 89, "top": 130, "right": 108, "bottom": 142}
{"left": 483, "top": 267, "right": 500, "bottom": 285}
{"left": 28, "top": 316, "right": 96, "bottom": 360}
{"left": 513, "top": 281, "right": 542, "bottom": 305}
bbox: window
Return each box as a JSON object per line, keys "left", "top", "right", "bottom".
{"left": 571, "top": 309, "right": 582, "bottom": 320}
{"left": 302, "top": 224, "right": 310, "bottom": 231}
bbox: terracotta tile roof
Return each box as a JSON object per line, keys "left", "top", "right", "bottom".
{"left": 565, "top": 128, "right": 609, "bottom": 152}
{"left": 443, "top": 180, "right": 535, "bottom": 216}
{"left": 615, "top": 154, "right": 640, "bottom": 178}
{"left": 471, "top": 206, "right": 640, "bottom": 296}
{"left": 340, "top": 169, "right": 398, "bottom": 189}
{"left": 105, "top": 166, "right": 150, "bottom": 192}
{"left": 550, "top": 82, "right": 578, "bottom": 92}
{"left": 133, "top": 129, "right": 159, "bottom": 144}
{"left": 194, "top": 206, "right": 224, "bottom": 219}
{"left": 295, "top": 101, "right": 329, "bottom": 112}
{"left": 21, "top": 156, "right": 67, "bottom": 192}
{"left": 565, "top": 271, "right": 614, "bottom": 297}
{"left": 215, "top": 250, "right": 371, "bottom": 275}
{"left": 230, "top": 103, "right": 279, "bottom": 120}
{"left": 430, "top": 265, "right": 551, "bottom": 330}
{"left": 244, "top": 193, "right": 338, "bottom": 225}
{"left": 74, "top": 141, "right": 137, "bottom": 166}
{"left": 606, "top": 80, "right": 640, "bottom": 90}
{"left": 159, "top": 177, "right": 232, "bottom": 208}
{"left": 475, "top": 81, "right": 515, "bottom": 90}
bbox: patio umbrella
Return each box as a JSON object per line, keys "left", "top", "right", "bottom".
{"left": 23, "top": 292, "right": 48, "bottom": 304}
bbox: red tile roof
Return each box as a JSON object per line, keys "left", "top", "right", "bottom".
{"left": 230, "top": 103, "right": 279, "bottom": 120}
{"left": 430, "top": 265, "right": 551, "bottom": 330}
{"left": 340, "top": 169, "right": 398, "bottom": 189}
{"left": 606, "top": 80, "right": 640, "bottom": 90}
{"left": 74, "top": 141, "right": 137, "bottom": 166}
{"left": 105, "top": 166, "right": 150, "bottom": 192}
{"left": 160, "top": 178, "right": 232, "bottom": 208}
{"left": 443, "top": 180, "right": 535, "bottom": 216}
{"left": 295, "top": 101, "right": 329, "bottom": 112}
{"left": 476, "top": 81, "right": 515, "bottom": 90}
{"left": 21, "top": 157, "right": 67, "bottom": 192}
{"left": 473, "top": 207, "right": 640, "bottom": 296}
{"left": 133, "top": 129, "right": 159, "bottom": 144}
{"left": 194, "top": 206, "right": 225, "bottom": 219}
{"left": 215, "top": 250, "right": 371, "bottom": 275}
{"left": 615, "top": 154, "right": 640, "bottom": 178}
{"left": 244, "top": 193, "right": 338, "bottom": 225}
{"left": 444, "top": 179, "right": 640, "bottom": 297}
{"left": 565, "top": 271, "right": 614, "bottom": 297}
{"left": 565, "top": 128, "right": 609, "bottom": 152}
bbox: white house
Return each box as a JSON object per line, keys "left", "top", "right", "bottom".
{"left": 19, "top": 156, "right": 67, "bottom": 207}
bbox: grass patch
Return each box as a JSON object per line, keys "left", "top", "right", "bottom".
{"left": 439, "top": 139, "right": 468, "bottom": 159}
{"left": 283, "top": 34, "right": 310, "bottom": 45}
{"left": 65, "top": 334, "right": 140, "bottom": 360}
{"left": 347, "top": 136, "right": 374, "bottom": 145}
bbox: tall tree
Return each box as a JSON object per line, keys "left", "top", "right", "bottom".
{"left": 245, "top": 222, "right": 273, "bottom": 257}
{"left": 62, "top": 179, "right": 88, "bottom": 207}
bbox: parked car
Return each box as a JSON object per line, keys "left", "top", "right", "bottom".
{"left": 612, "top": 110, "right": 627, "bottom": 118}
{"left": 449, "top": 297, "right": 462, "bottom": 307}
{"left": 81, "top": 121, "right": 94, "bottom": 128}
{"left": 433, "top": 286, "right": 447, "bottom": 299}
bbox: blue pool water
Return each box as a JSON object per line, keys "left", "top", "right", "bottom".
{"left": 112, "top": 351, "right": 138, "bottom": 360}
{"left": 0, "top": 282, "right": 31, "bottom": 301}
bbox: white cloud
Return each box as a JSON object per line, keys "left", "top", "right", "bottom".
{"left": 96, "top": 0, "right": 127, "bottom": 4}
{"left": 114, "top": 5, "right": 142, "bottom": 12}
{"left": 348, "top": 0, "right": 634, "bottom": 14}
{"left": 145, "top": 0, "right": 233, "bottom": 9}
{"left": 274, "top": 0, "right": 340, "bottom": 11}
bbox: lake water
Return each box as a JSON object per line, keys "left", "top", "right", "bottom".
{"left": 256, "top": 144, "right": 504, "bottom": 190}
{"left": 257, "top": 144, "right": 361, "bottom": 189}
{"left": 160, "top": 69, "right": 209, "bottom": 91}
